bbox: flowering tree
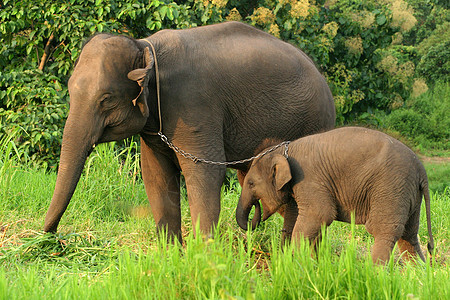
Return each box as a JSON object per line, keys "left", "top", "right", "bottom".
{"left": 0, "top": 0, "right": 447, "bottom": 165}
{"left": 242, "top": 0, "right": 435, "bottom": 123}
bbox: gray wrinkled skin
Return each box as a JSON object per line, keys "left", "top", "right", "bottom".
{"left": 44, "top": 22, "right": 335, "bottom": 242}
{"left": 237, "top": 127, "right": 434, "bottom": 264}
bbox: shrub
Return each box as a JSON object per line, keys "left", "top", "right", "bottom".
{"left": 385, "top": 81, "right": 450, "bottom": 152}
{"left": 0, "top": 69, "right": 68, "bottom": 169}
{"left": 1, "top": 0, "right": 448, "bottom": 165}
{"left": 0, "top": 0, "right": 188, "bottom": 168}
{"left": 417, "top": 40, "right": 450, "bottom": 84}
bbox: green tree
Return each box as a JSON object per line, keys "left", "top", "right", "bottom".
{"left": 1, "top": 0, "right": 447, "bottom": 166}
{"left": 0, "top": 0, "right": 190, "bottom": 167}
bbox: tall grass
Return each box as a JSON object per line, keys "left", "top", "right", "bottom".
{"left": 0, "top": 131, "right": 24, "bottom": 202}
{"left": 0, "top": 138, "right": 449, "bottom": 299}
{"left": 1, "top": 223, "right": 449, "bottom": 299}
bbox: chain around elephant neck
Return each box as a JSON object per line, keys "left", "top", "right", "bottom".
{"left": 141, "top": 39, "right": 290, "bottom": 166}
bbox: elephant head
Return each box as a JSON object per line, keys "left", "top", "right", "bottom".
{"left": 44, "top": 34, "right": 154, "bottom": 232}
{"left": 236, "top": 153, "right": 292, "bottom": 230}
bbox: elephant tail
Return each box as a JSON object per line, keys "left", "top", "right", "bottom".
{"left": 420, "top": 171, "right": 435, "bottom": 256}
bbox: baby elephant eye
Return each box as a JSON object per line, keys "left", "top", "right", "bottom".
{"left": 100, "top": 93, "right": 111, "bottom": 103}
{"left": 248, "top": 180, "right": 254, "bottom": 188}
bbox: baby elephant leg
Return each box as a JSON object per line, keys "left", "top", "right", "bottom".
{"left": 291, "top": 217, "right": 323, "bottom": 249}
{"left": 397, "top": 208, "right": 426, "bottom": 262}
{"left": 367, "top": 219, "right": 405, "bottom": 264}
{"left": 291, "top": 197, "right": 336, "bottom": 249}
{"left": 371, "top": 237, "right": 398, "bottom": 264}
{"left": 365, "top": 197, "right": 412, "bottom": 264}
{"left": 281, "top": 201, "right": 298, "bottom": 245}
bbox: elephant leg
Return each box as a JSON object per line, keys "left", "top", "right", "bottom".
{"left": 370, "top": 237, "right": 398, "bottom": 264}
{"left": 181, "top": 162, "right": 226, "bottom": 237}
{"left": 291, "top": 215, "right": 323, "bottom": 252}
{"left": 397, "top": 208, "right": 426, "bottom": 262}
{"left": 290, "top": 195, "right": 335, "bottom": 250}
{"left": 366, "top": 220, "right": 404, "bottom": 264}
{"left": 281, "top": 200, "right": 298, "bottom": 245}
{"left": 366, "top": 198, "right": 409, "bottom": 264}
{"left": 141, "top": 138, "right": 182, "bottom": 243}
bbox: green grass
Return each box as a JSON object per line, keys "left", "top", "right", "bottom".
{"left": 1, "top": 140, "right": 449, "bottom": 299}
{"left": 424, "top": 160, "right": 450, "bottom": 194}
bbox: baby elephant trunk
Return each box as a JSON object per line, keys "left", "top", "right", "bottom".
{"left": 236, "top": 195, "right": 262, "bottom": 231}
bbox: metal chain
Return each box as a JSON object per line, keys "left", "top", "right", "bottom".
{"left": 158, "top": 132, "right": 290, "bottom": 166}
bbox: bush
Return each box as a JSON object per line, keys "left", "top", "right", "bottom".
{"left": 0, "top": 69, "right": 68, "bottom": 168}
{"left": 0, "top": 0, "right": 189, "bottom": 168}
{"left": 1, "top": 0, "right": 449, "bottom": 165}
{"left": 417, "top": 40, "right": 450, "bottom": 84}
{"left": 385, "top": 81, "right": 450, "bottom": 152}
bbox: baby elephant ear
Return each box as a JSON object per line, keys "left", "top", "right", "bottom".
{"left": 271, "top": 154, "right": 292, "bottom": 191}
{"left": 127, "top": 47, "right": 155, "bottom": 118}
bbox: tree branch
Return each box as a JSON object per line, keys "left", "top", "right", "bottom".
{"left": 38, "top": 33, "right": 55, "bottom": 71}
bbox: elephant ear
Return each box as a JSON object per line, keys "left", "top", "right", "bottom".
{"left": 127, "top": 47, "right": 154, "bottom": 118}
{"left": 271, "top": 154, "right": 292, "bottom": 191}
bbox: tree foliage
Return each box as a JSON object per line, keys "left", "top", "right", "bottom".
{"left": 1, "top": 0, "right": 448, "bottom": 166}
{"left": 385, "top": 81, "right": 449, "bottom": 152}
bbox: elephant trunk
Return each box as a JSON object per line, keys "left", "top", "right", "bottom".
{"left": 44, "top": 113, "right": 100, "bottom": 232}
{"left": 236, "top": 194, "right": 262, "bottom": 231}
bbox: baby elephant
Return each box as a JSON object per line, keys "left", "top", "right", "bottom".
{"left": 236, "top": 127, "right": 434, "bottom": 264}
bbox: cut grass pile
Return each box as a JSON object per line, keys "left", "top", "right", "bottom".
{"left": 1, "top": 139, "right": 449, "bottom": 299}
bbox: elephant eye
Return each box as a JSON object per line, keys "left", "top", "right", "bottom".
{"left": 248, "top": 180, "right": 254, "bottom": 188}
{"left": 100, "top": 93, "right": 111, "bottom": 102}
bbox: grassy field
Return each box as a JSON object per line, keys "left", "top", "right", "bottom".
{"left": 1, "top": 139, "right": 449, "bottom": 299}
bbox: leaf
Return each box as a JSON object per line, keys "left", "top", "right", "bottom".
{"left": 34, "top": 133, "right": 42, "bottom": 144}
{"left": 167, "top": 7, "right": 174, "bottom": 21}
{"left": 151, "top": 0, "right": 161, "bottom": 8}
{"left": 159, "top": 6, "right": 168, "bottom": 19}
{"left": 376, "top": 14, "right": 386, "bottom": 26}
{"left": 54, "top": 81, "right": 62, "bottom": 91}
{"left": 26, "top": 44, "right": 33, "bottom": 55}
{"left": 146, "top": 18, "right": 155, "bottom": 30}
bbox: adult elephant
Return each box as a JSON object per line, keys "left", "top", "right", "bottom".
{"left": 44, "top": 21, "right": 335, "bottom": 242}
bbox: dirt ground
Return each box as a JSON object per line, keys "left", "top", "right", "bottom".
{"left": 419, "top": 156, "right": 450, "bottom": 164}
